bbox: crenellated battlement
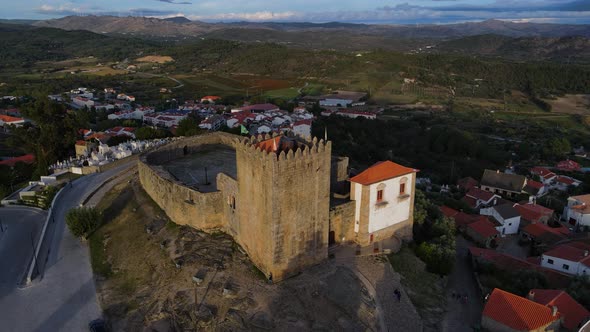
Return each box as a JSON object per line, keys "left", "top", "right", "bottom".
{"left": 236, "top": 134, "right": 331, "bottom": 165}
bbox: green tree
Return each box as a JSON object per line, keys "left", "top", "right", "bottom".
{"left": 66, "top": 207, "right": 102, "bottom": 238}
{"left": 543, "top": 137, "right": 571, "bottom": 159}
{"left": 175, "top": 117, "right": 203, "bottom": 137}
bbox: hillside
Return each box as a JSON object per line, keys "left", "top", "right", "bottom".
{"left": 33, "top": 16, "right": 590, "bottom": 40}
{"left": 436, "top": 34, "right": 590, "bottom": 63}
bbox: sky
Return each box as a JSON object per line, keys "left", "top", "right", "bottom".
{"left": 2, "top": 0, "right": 590, "bottom": 24}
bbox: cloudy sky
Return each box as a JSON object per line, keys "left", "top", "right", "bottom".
{"left": 3, "top": 0, "right": 590, "bottom": 24}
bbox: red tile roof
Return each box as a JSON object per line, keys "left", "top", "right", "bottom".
{"left": 557, "top": 159, "right": 581, "bottom": 172}
{"left": 462, "top": 196, "right": 478, "bottom": 209}
{"left": 466, "top": 187, "right": 497, "bottom": 202}
{"left": 525, "top": 179, "right": 544, "bottom": 190}
{"left": 529, "top": 289, "right": 590, "bottom": 331}
{"left": 440, "top": 206, "right": 459, "bottom": 218}
{"left": 483, "top": 288, "right": 560, "bottom": 331}
{"left": 556, "top": 176, "right": 575, "bottom": 185}
{"left": 453, "top": 212, "right": 478, "bottom": 228}
{"left": 350, "top": 161, "right": 418, "bottom": 186}
{"left": 522, "top": 223, "right": 568, "bottom": 240}
{"left": 543, "top": 243, "right": 590, "bottom": 264}
{"left": 0, "top": 114, "right": 24, "bottom": 123}
{"left": 515, "top": 203, "right": 554, "bottom": 223}
{"left": 0, "top": 154, "right": 35, "bottom": 166}
{"left": 467, "top": 218, "right": 499, "bottom": 238}
{"left": 531, "top": 167, "right": 556, "bottom": 179}
{"left": 457, "top": 177, "right": 478, "bottom": 191}
{"left": 75, "top": 140, "right": 87, "bottom": 146}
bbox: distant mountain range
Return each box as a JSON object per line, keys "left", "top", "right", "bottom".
{"left": 0, "top": 15, "right": 587, "bottom": 63}
{"left": 31, "top": 16, "right": 590, "bottom": 39}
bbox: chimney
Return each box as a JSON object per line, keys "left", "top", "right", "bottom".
{"left": 585, "top": 250, "right": 589, "bottom": 257}
{"left": 527, "top": 291, "right": 535, "bottom": 301}
{"left": 552, "top": 305, "right": 558, "bottom": 317}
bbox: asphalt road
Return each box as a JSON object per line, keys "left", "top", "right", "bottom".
{"left": 0, "top": 160, "right": 136, "bottom": 332}
{"left": 0, "top": 207, "right": 47, "bottom": 299}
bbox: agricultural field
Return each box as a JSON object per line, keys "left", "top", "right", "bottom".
{"left": 135, "top": 55, "right": 174, "bottom": 64}
{"left": 546, "top": 94, "right": 590, "bottom": 114}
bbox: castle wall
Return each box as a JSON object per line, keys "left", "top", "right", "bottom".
{"left": 329, "top": 201, "right": 356, "bottom": 244}
{"left": 138, "top": 132, "right": 239, "bottom": 231}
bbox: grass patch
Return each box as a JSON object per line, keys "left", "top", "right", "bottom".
{"left": 89, "top": 231, "right": 113, "bottom": 278}
{"left": 388, "top": 247, "right": 446, "bottom": 313}
{"left": 264, "top": 87, "right": 299, "bottom": 99}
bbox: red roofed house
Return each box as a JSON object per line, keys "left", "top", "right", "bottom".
{"left": 563, "top": 194, "right": 590, "bottom": 228}
{"left": 482, "top": 288, "right": 561, "bottom": 332}
{"left": 465, "top": 217, "right": 500, "bottom": 248}
{"left": 531, "top": 167, "right": 557, "bottom": 185}
{"left": 350, "top": 160, "right": 419, "bottom": 246}
{"left": 527, "top": 289, "right": 590, "bottom": 331}
{"left": 541, "top": 242, "right": 590, "bottom": 276}
{"left": 0, "top": 114, "right": 25, "bottom": 127}
{"left": 440, "top": 206, "right": 459, "bottom": 219}
{"left": 557, "top": 159, "right": 581, "bottom": 172}
{"left": 555, "top": 176, "right": 582, "bottom": 192}
{"left": 462, "top": 187, "right": 500, "bottom": 209}
{"left": 200, "top": 95, "right": 221, "bottom": 103}
{"left": 291, "top": 119, "right": 312, "bottom": 138}
{"left": 524, "top": 179, "right": 547, "bottom": 197}
{"left": 0, "top": 154, "right": 35, "bottom": 167}
{"left": 515, "top": 203, "right": 554, "bottom": 226}
{"left": 521, "top": 223, "right": 569, "bottom": 248}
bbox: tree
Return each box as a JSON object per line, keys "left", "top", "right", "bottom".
{"left": 135, "top": 127, "right": 168, "bottom": 140}
{"left": 175, "top": 117, "right": 203, "bottom": 137}
{"left": 66, "top": 207, "right": 102, "bottom": 238}
{"left": 543, "top": 137, "right": 571, "bottom": 159}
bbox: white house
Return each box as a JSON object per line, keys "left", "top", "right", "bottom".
{"left": 349, "top": 160, "right": 418, "bottom": 246}
{"left": 0, "top": 115, "right": 25, "bottom": 127}
{"left": 563, "top": 194, "right": 590, "bottom": 229}
{"left": 530, "top": 167, "right": 557, "bottom": 185}
{"left": 554, "top": 176, "right": 582, "bottom": 192}
{"left": 292, "top": 119, "right": 312, "bottom": 138}
{"left": 72, "top": 96, "right": 95, "bottom": 109}
{"left": 480, "top": 203, "right": 521, "bottom": 235}
{"left": 199, "top": 115, "right": 226, "bottom": 131}
{"left": 541, "top": 243, "right": 590, "bottom": 276}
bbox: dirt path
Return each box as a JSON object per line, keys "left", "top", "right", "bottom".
{"left": 441, "top": 236, "right": 483, "bottom": 332}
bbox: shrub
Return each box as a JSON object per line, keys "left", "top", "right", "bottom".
{"left": 66, "top": 207, "right": 102, "bottom": 238}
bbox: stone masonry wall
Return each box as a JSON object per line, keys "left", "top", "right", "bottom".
{"left": 329, "top": 201, "right": 356, "bottom": 244}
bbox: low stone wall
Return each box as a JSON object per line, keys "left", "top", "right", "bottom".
{"left": 329, "top": 200, "right": 356, "bottom": 244}
{"left": 138, "top": 132, "right": 240, "bottom": 231}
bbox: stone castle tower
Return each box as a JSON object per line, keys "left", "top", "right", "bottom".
{"left": 232, "top": 135, "right": 332, "bottom": 281}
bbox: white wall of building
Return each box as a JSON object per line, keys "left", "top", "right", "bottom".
{"left": 480, "top": 207, "right": 520, "bottom": 235}
{"left": 352, "top": 175, "right": 413, "bottom": 234}
{"left": 541, "top": 255, "right": 590, "bottom": 276}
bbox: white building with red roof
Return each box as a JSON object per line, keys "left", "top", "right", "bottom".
{"left": 349, "top": 160, "right": 419, "bottom": 246}
{"left": 0, "top": 114, "right": 25, "bottom": 127}
{"left": 530, "top": 167, "right": 557, "bottom": 185}
{"left": 292, "top": 119, "right": 312, "bottom": 138}
{"left": 557, "top": 159, "right": 581, "bottom": 172}
{"left": 462, "top": 187, "right": 500, "bottom": 209}
{"left": 541, "top": 242, "right": 590, "bottom": 276}
{"left": 555, "top": 175, "right": 582, "bottom": 192}
{"left": 563, "top": 194, "right": 590, "bottom": 228}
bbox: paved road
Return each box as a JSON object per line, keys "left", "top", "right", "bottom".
{"left": 0, "top": 160, "right": 136, "bottom": 332}
{"left": 441, "top": 236, "right": 483, "bottom": 332}
{"left": 0, "top": 207, "right": 47, "bottom": 299}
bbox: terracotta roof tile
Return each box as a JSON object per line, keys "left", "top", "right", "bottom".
{"left": 530, "top": 289, "right": 590, "bottom": 331}
{"left": 467, "top": 219, "right": 499, "bottom": 238}
{"left": 515, "top": 203, "right": 554, "bottom": 223}
{"left": 483, "top": 288, "right": 560, "bottom": 330}
{"left": 466, "top": 187, "right": 497, "bottom": 202}
{"left": 350, "top": 160, "right": 418, "bottom": 186}
{"left": 0, "top": 154, "right": 35, "bottom": 166}
{"left": 440, "top": 206, "right": 459, "bottom": 218}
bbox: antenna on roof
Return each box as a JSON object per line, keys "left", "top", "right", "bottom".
{"left": 324, "top": 126, "right": 327, "bottom": 141}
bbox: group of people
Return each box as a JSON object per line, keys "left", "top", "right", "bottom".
{"left": 451, "top": 291, "right": 468, "bottom": 304}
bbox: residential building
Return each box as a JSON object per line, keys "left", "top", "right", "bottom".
{"left": 292, "top": 119, "right": 312, "bottom": 138}
{"left": 531, "top": 167, "right": 557, "bottom": 185}
{"left": 199, "top": 115, "right": 226, "bottom": 131}
{"left": 465, "top": 217, "right": 500, "bottom": 248}
{"left": 462, "top": 187, "right": 500, "bottom": 209}
{"left": 563, "top": 194, "right": 590, "bottom": 228}
{"left": 541, "top": 243, "right": 590, "bottom": 276}
{"left": 528, "top": 289, "right": 590, "bottom": 332}
{"left": 200, "top": 95, "right": 221, "bottom": 103}
{"left": 480, "top": 169, "right": 527, "bottom": 197}
{"left": 524, "top": 179, "right": 546, "bottom": 198}
{"left": 555, "top": 176, "right": 582, "bottom": 192}
{"left": 231, "top": 103, "right": 280, "bottom": 113}
{"left": 0, "top": 114, "right": 25, "bottom": 127}
{"left": 349, "top": 160, "right": 418, "bottom": 246}
{"left": 318, "top": 91, "right": 367, "bottom": 107}
{"left": 521, "top": 223, "right": 569, "bottom": 248}
{"left": 480, "top": 203, "right": 521, "bottom": 235}
{"left": 72, "top": 96, "right": 95, "bottom": 109}
{"left": 557, "top": 159, "right": 581, "bottom": 172}
{"left": 515, "top": 202, "right": 554, "bottom": 226}
{"left": 482, "top": 288, "right": 561, "bottom": 332}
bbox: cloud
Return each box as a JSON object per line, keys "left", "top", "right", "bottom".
{"left": 36, "top": 5, "right": 179, "bottom": 17}
{"left": 189, "top": 11, "right": 299, "bottom": 21}
{"left": 155, "top": 0, "right": 192, "bottom": 5}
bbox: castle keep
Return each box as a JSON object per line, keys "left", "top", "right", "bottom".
{"left": 138, "top": 132, "right": 416, "bottom": 281}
